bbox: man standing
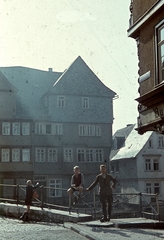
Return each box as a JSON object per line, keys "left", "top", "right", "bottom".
{"left": 67, "top": 166, "right": 84, "bottom": 205}
{"left": 86, "top": 165, "right": 117, "bottom": 222}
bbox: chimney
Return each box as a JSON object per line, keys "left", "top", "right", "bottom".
{"left": 48, "top": 68, "right": 53, "bottom": 72}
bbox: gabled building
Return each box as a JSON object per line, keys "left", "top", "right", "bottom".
{"left": 110, "top": 124, "right": 164, "bottom": 202}
{"left": 0, "top": 56, "right": 116, "bottom": 204}
{"left": 128, "top": 0, "right": 164, "bottom": 134}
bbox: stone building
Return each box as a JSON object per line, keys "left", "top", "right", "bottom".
{"left": 0, "top": 56, "right": 116, "bottom": 204}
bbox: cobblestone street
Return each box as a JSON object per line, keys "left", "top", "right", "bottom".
{"left": 1, "top": 216, "right": 164, "bottom": 240}
{"left": 0, "top": 217, "right": 87, "bottom": 240}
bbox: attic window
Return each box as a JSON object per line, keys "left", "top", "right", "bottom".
{"left": 82, "top": 97, "right": 89, "bottom": 109}
{"left": 57, "top": 96, "right": 65, "bottom": 108}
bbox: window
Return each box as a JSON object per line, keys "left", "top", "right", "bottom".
{"left": 77, "top": 148, "right": 103, "bottom": 162}
{"left": 49, "top": 179, "right": 62, "bottom": 197}
{"left": 12, "top": 149, "right": 20, "bottom": 162}
{"left": 146, "top": 183, "right": 152, "bottom": 194}
{"left": 146, "top": 182, "right": 160, "bottom": 195}
{"left": 64, "top": 148, "right": 73, "bottom": 162}
{"left": 12, "top": 123, "right": 20, "bottom": 135}
{"left": 36, "top": 148, "right": 46, "bottom": 162}
{"left": 155, "top": 21, "right": 164, "bottom": 84}
{"left": 77, "top": 149, "right": 86, "bottom": 162}
{"left": 22, "top": 149, "right": 30, "bottom": 162}
{"left": 2, "top": 149, "right": 10, "bottom": 162}
{"left": 22, "top": 123, "right": 30, "bottom": 135}
{"left": 46, "top": 124, "right": 52, "bottom": 134}
{"left": 153, "top": 159, "right": 159, "bottom": 171}
{"left": 54, "top": 124, "right": 63, "bottom": 135}
{"left": 48, "top": 148, "right": 57, "bottom": 162}
{"left": 36, "top": 123, "right": 44, "bottom": 134}
{"left": 154, "top": 183, "right": 160, "bottom": 194}
{"left": 82, "top": 97, "right": 89, "bottom": 109}
{"left": 95, "top": 149, "right": 103, "bottom": 162}
{"left": 148, "top": 139, "right": 153, "bottom": 148}
{"left": 86, "top": 149, "right": 94, "bottom": 162}
{"left": 145, "top": 157, "right": 160, "bottom": 171}
{"left": 145, "top": 159, "right": 151, "bottom": 170}
{"left": 2, "top": 122, "right": 10, "bottom": 135}
{"left": 158, "top": 136, "right": 164, "bottom": 148}
{"left": 79, "top": 124, "right": 101, "bottom": 136}
{"left": 57, "top": 96, "right": 65, "bottom": 107}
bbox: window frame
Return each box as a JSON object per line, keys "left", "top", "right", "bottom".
{"left": 22, "top": 149, "right": 30, "bottom": 162}
{"left": 155, "top": 20, "right": 164, "bottom": 84}
{"left": 63, "top": 148, "right": 73, "bottom": 162}
{"left": 35, "top": 148, "right": 46, "bottom": 162}
{"left": 2, "top": 122, "right": 10, "bottom": 135}
{"left": 57, "top": 96, "right": 65, "bottom": 108}
{"left": 12, "top": 149, "right": 20, "bottom": 162}
{"left": 2, "top": 149, "right": 10, "bottom": 162}
{"left": 82, "top": 97, "right": 89, "bottom": 109}
{"left": 49, "top": 179, "right": 62, "bottom": 197}
{"left": 48, "top": 148, "right": 57, "bottom": 162}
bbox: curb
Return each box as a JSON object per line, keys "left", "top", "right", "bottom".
{"left": 64, "top": 223, "right": 96, "bottom": 240}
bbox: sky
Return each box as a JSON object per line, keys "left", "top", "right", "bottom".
{"left": 0, "top": 0, "right": 139, "bottom": 133}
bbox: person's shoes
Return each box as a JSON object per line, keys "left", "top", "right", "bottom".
{"left": 100, "top": 217, "right": 107, "bottom": 222}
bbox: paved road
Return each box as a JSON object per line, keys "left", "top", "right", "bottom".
{"left": 1, "top": 217, "right": 164, "bottom": 240}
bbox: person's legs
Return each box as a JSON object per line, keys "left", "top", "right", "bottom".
{"left": 107, "top": 195, "right": 113, "bottom": 221}
{"left": 67, "top": 188, "right": 74, "bottom": 207}
{"left": 99, "top": 195, "right": 107, "bottom": 221}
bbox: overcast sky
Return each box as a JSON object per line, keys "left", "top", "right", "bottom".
{"left": 0, "top": 0, "right": 138, "bottom": 133}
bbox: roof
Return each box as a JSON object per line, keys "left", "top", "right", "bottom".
{"left": 49, "top": 56, "right": 116, "bottom": 97}
{"left": 110, "top": 124, "right": 153, "bottom": 161}
{"left": 0, "top": 66, "right": 62, "bottom": 119}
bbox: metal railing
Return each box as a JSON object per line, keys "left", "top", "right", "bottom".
{"left": 0, "top": 184, "right": 161, "bottom": 221}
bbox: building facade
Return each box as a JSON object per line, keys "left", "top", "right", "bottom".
{"left": 128, "top": 0, "right": 164, "bottom": 134}
{"left": 110, "top": 124, "right": 164, "bottom": 204}
{"left": 0, "top": 56, "right": 116, "bottom": 204}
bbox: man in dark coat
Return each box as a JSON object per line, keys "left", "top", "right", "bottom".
{"left": 86, "top": 165, "right": 117, "bottom": 222}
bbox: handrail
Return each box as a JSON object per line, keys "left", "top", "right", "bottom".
{"left": 0, "top": 184, "right": 161, "bottom": 220}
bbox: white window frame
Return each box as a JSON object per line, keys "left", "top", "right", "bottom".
{"left": 22, "top": 149, "right": 30, "bottom": 162}
{"left": 2, "top": 122, "right": 10, "bottom": 135}
{"left": 77, "top": 148, "right": 86, "bottom": 162}
{"left": 82, "top": 97, "right": 89, "bottom": 109}
{"left": 12, "top": 149, "right": 20, "bottom": 162}
{"left": 22, "top": 123, "right": 30, "bottom": 135}
{"left": 12, "top": 123, "right": 20, "bottom": 135}
{"left": 57, "top": 96, "right": 65, "bottom": 108}
{"left": 77, "top": 148, "right": 103, "bottom": 162}
{"left": 155, "top": 20, "right": 164, "bottom": 84}
{"left": 54, "top": 124, "right": 63, "bottom": 135}
{"left": 64, "top": 148, "right": 73, "bottom": 162}
{"left": 79, "top": 124, "right": 101, "bottom": 136}
{"left": 49, "top": 179, "right": 62, "bottom": 197}
{"left": 35, "top": 148, "right": 46, "bottom": 162}
{"left": 2, "top": 149, "right": 10, "bottom": 162}
{"left": 36, "top": 123, "right": 44, "bottom": 134}
{"left": 48, "top": 148, "right": 57, "bottom": 162}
